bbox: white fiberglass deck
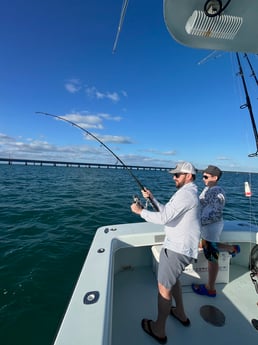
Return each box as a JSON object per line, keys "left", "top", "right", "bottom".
{"left": 53, "top": 221, "right": 258, "bottom": 345}
{"left": 112, "top": 257, "right": 258, "bottom": 345}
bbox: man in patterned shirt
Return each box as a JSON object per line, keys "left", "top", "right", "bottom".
{"left": 192, "top": 165, "right": 240, "bottom": 297}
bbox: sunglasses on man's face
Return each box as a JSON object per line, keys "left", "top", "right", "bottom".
{"left": 203, "top": 175, "right": 210, "bottom": 179}
{"left": 174, "top": 173, "right": 186, "bottom": 178}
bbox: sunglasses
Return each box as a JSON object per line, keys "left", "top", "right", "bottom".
{"left": 202, "top": 175, "right": 210, "bottom": 179}
{"left": 174, "top": 173, "right": 186, "bottom": 178}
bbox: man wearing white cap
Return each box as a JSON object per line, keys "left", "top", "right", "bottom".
{"left": 131, "top": 161, "right": 201, "bottom": 344}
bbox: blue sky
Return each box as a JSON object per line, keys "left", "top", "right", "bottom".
{"left": 1, "top": 0, "right": 258, "bottom": 172}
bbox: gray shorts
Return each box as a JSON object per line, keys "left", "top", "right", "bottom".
{"left": 158, "top": 248, "right": 193, "bottom": 290}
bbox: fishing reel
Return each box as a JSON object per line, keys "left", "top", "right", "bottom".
{"left": 133, "top": 195, "right": 143, "bottom": 207}
{"left": 133, "top": 195, "right": 150, "bottom": 209}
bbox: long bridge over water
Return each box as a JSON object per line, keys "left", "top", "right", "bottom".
{"left": 0, "top": 157, "right": 171, "bottom": 171}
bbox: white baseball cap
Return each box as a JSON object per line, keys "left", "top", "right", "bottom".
{"left": 169, "top": 162, "right": 196, "bottom": 175}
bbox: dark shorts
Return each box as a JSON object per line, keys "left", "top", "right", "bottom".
{"left": 158, "top": 248, "right": 193, "bottom": 290}
{"left": 202, "top": 239, "right": 219, "bottom": 263}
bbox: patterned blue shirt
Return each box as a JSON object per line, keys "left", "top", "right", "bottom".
{"left": 200, "top": 186, "right": 225, "bottom": 226}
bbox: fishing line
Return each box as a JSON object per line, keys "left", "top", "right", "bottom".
{"left": 36, "top": 111, "right": 159, "bottom": 211}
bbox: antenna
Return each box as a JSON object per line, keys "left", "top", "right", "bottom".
{"left": 197, "top": 50, "right": 224, "bottom": 65}
{"left": 112, "top": 0, "right": 129, "bottom": 53}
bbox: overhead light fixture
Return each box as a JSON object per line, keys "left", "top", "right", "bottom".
{"left": 185, "top": 10, "right": 243, "bottom": 40}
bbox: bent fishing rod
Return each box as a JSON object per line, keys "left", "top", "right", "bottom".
{"left": 236, "top": 53, "right": 258, "bottom": 157}
{"left": 244, "top": 53, "right": 258, "bottom": 87}
{"left": 36, "top": 111, "right": 159, "bottom": 211}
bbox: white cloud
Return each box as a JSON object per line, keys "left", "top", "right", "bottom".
{"left": 0, "top": 133, "right": 103, "bottom": 159}
{"left": 98, "top": 113, "right": 121, "bottom": 121}
{"left": 0, "top": 109, "right": 132, "bottom": 162}
{"left": 0, "top": 133, "right": 14, "bottom": 140}
{"left": 60, "top": 112, "right": 129, "bottom": 144}
{"left": 62, "top": 112, "right": 122, "bottom": 131}
{"left": 142, "top": 148, "right": 177, "bottom": 156}
{"left": 64, "top": 79, "right": 81, "bottom": 93}
{"left": 216, "top": 156, "right": 231, "bottom": 161}
{"left": 121, "top": 90, "right": 128, "bottom": 97}
{"left": 102, "top": 92, "right": 120, "bottom": 102}
{"left": 85, "top": 86, "right": 126, "bottom": 103}
{"left": 63, "top": 113, "right": 104, "bottom": 129}
{"left": 64, "top": 79, "right": 127, "bottom": 103}
{"left": 85, "top": 133, "right": 132, "bottom": 144}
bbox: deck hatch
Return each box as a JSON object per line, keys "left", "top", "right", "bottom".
{"left": 200, "top": 305, "right": 225, "bottom": 326}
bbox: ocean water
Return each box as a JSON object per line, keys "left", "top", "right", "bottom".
{"left": 0, "top": 164, "right": 257, "bottom": 345}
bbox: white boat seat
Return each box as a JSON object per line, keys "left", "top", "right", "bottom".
{"left": 151, "top": 245, "right": 230, "bottom": 285}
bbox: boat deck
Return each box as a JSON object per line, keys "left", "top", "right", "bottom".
{"left": 112, "top": 259, "right": 258, "bottom": 345}
{"left": 53, "top": 222, "right": 258, "bottom": 345}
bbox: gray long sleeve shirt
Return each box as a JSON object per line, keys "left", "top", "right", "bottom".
{"left": 140, "top": 182, "right": 201, "bottom": 259}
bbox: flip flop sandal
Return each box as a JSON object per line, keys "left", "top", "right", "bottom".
{"left": 230, "top": 245, "right": 240, "bottom": 257}
{"left": 141, "top": 319, "right": 167, "bottom": 344}
{"left": 191, "top": 284, "right": 216, "bottom": 297}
